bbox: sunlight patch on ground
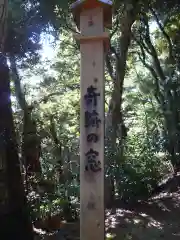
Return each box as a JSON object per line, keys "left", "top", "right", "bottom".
{"left": 106, "top": 208, "right": 163, "bottom": 231}
{"left": 106, "top": 233, "right": 116, "bottom": 239}
{"left": 147, "top": 218, "right": 163, "bottom": 229}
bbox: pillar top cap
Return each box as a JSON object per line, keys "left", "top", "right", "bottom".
{"left": 71, "top": 0, "right": 112, "bottom": 29}
{"left": 71, "top": 0, "right": 112, "bottom": 10}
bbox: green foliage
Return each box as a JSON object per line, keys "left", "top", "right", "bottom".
{"left": 117, "top": 132, "right": 168, "bottom": 202}
{"left": 8, "top": 0, "right": 180, "bottom": 231}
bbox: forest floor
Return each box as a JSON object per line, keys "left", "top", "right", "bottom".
{"left": 36, "top": 174, "right": 180, "bottom": 240}
{"left": 106, "top": 190, "right": 180, "bottom": 240}
{"left": 106, "top": 173, "right": 180, "bottom": 240}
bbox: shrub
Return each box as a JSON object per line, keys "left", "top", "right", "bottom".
{"left": 116, "top": 133, "right": 168, "bottom": 202}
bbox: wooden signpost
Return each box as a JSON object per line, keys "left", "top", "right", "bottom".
{"left": 71, "top": 1, "right": 112, "bottom": 240}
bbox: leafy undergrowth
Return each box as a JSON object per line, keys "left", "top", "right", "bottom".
{"left": 35, "top": 175, "right": 180, "bottom": 240}
{"left": 34, "top": 221, "right": 80, "bottom": 240}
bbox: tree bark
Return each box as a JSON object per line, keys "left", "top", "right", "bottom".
{"left": 105, "top": 2, "right": 138, "bottom": 202}
{"left": 0, "top": 54, "right": 34, "bottom": 239}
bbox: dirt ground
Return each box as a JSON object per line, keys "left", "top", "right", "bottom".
{"left": 106, "top": 190, "right": 180, "bottom": 240}
{"left": 37, "top": 185, "right": 180, "bottom": 239}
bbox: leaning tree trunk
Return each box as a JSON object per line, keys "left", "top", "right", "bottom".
{"left": 0, "top": 1, "right": 33, "bottom": 238}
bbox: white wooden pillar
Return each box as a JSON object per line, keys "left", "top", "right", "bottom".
{"left": 71, "top": 1, "right": 112, "bottom": 240}
{"left": 80, "top": 7, "right": 105, "bottom": 240}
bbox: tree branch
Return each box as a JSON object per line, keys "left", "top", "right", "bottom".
{"left": 135, "top": 38, "right": 164, "bottom": 106}
{"left": 49, "top": 116, "right": 63, "bottom": 167}
{"left": 105, "top": 53, "right": 116, "bottom": 82}
{"left": 141, "top": 14, "right": 166, "bottom": 82}
{"left": 9, "top": 55, "right": 28, "bottom": 111}
{"left": 150, "top": 7, "right": 174, "bottom": 61}
{"left": 110, "top": 16, "right": 119, "bottom": 39}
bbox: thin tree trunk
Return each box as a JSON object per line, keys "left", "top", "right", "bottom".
{"left": 10, "top": 55, "right": 41, "bottom": 174}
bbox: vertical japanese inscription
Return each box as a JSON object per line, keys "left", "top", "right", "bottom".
{"left": 85, "top": 110, "right": 101, "bottom": 128}
{"left": 85, "top": 149, "right": 101, "bottom": 172}
{"left": 87, "top": 133, "right": 98, "bottom": 143}
{"left": 84, "top": 84, "right": 101, "bottom": 173}
{"left": 84, "top": 85, "right": 100, "bottom": 107}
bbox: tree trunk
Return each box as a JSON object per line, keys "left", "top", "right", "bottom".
{"left": 105, "top": 2, "right": 138, "bottom": 202}
{"left": 137, "top": 13, "right": 180, "bottom": 171}
{"left": 0, "top": 53, "right": 34, "bottom": 239}
{"left": 10, "top": 55, "right": 41, "bottom": 174}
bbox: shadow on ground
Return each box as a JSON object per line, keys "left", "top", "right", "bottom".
{"left": 36, "top": 175, "right": 180, "bottom": 240}
{"left": 106, "top": 190, "right": 180, "bottom": 240}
